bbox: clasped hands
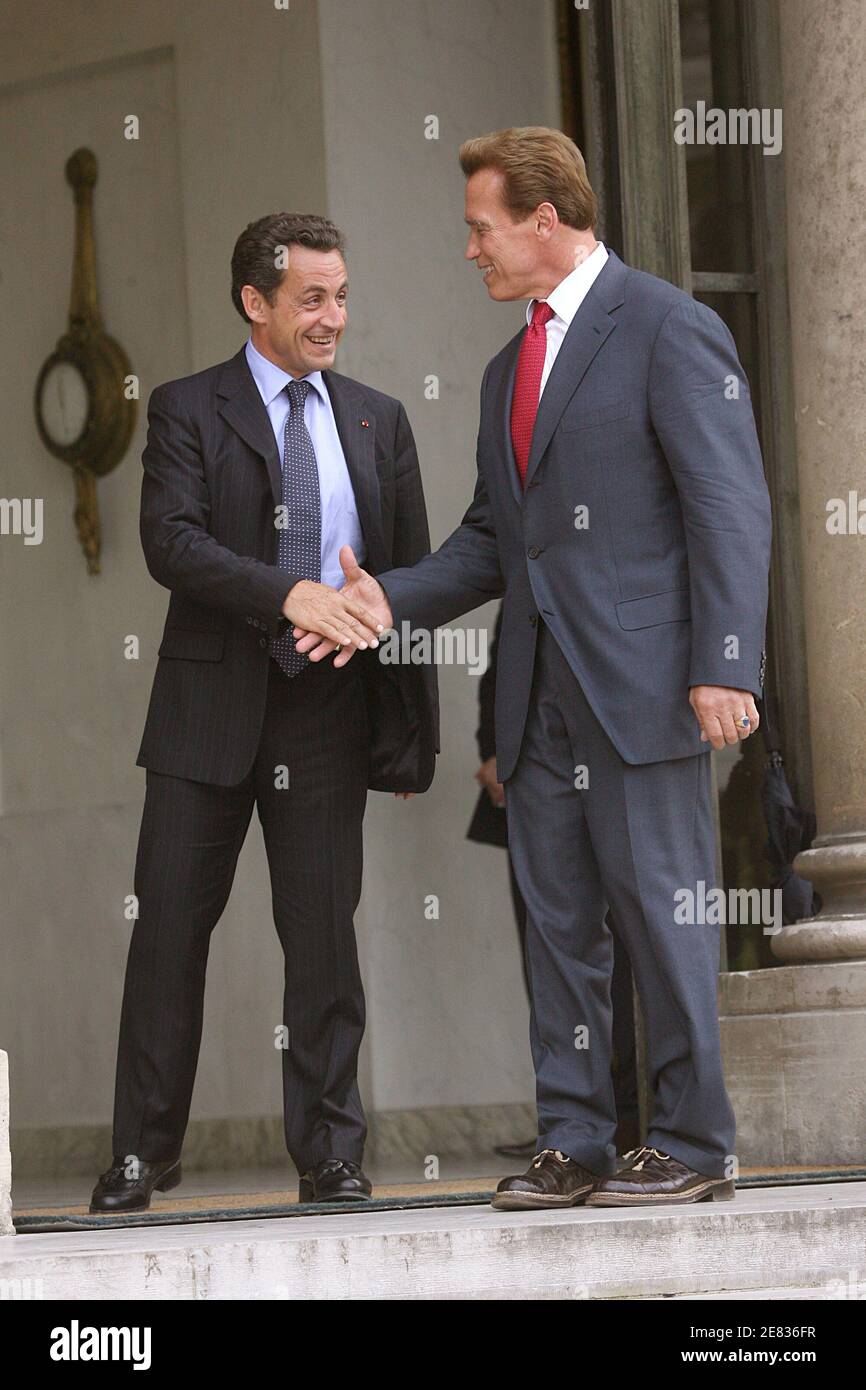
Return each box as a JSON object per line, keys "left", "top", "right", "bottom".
{"left": 282, "top": 546, "right": 410, "bottom": 797}
{"left": 281, "top": 544, "right": 393, "bottom": 668}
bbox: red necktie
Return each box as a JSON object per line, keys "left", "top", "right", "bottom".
{"left": 510, "top": 300, "right": 555, "bottom": 488}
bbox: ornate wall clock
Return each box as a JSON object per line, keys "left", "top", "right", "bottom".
{"left": 34, "top": 148, "right": 136, "bottom": 574}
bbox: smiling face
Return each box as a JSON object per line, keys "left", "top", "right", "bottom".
{"left": 464, "top": 167, "right": 548, "bottom": 301}
{"left": 242, "top": 245, "right": 348, "bottom": 376}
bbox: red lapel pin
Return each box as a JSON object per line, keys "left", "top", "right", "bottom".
{"left": 360, "top": 419, "right": 369, "bottom": 427}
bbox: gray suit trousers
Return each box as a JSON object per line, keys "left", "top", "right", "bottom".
{"left": 505, "top": 621, "right": 736, "bottom": 1178}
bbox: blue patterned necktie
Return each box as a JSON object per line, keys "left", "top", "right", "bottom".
{"left": 271, "top": 378, "right": 322, "bottom": 677}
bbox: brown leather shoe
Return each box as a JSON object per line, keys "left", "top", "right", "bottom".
{"left": 491, "top": 1148, "right": 596, "bottom": 1210}
{"left": 586, "top": 1146, "right": 736, "bottom": 1207}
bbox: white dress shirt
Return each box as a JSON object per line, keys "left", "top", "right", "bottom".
{"left": 526, "top": 241, "right": 609, "bottom": 395}
{"left": 244, "top": 337, "right": 366, "bottom": 589}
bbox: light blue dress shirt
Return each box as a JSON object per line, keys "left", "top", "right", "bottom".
{"left": 244, "top": 337, "right": 366, "bottom": 589}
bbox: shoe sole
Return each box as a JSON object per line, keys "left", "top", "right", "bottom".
{"left": 585, "top": 1178, "right": 736, "bottom": 1208}
{"left": 490, "top": 1185, "right": 593, "bottom": 1212}
{"left": 297, "top": 1188, "right": 372, "bottom": 1204}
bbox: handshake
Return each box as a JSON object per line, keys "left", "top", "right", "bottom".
{"left": 281, "top": 544, "right": 394, "bottom": 668}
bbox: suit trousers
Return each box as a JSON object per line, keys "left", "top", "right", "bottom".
{"left": 505, "top": 620, "right": 736, "bottom": 1178}
{"left": 112, "top": 654, "right": 370, "bottom": 1174}
{"left": 507, "top": 857, "right": 640, "bottom": 1152}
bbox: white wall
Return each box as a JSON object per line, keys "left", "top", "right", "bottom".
{"left": 316, "top": 0, "right": 560, "bottom": 1110}
{"left": 0, "top": 0, "right": 560, "bottom": 1150}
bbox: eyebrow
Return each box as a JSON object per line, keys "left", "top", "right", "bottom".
{"left": 300, "top": 281, "right": 349, "bottom": 295}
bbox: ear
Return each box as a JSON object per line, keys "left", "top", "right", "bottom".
{"left": 240, "top": 283, "right": 267, "bottom": 323}
{"left": 535, "top": 201, "right": 559, "bottom": 240}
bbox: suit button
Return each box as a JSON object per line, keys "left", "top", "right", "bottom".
{"left": 529, "top": 614, "right": 537, "bottom": 627}
{"left": 527, "top": 545, "right": 541, "bottom": 559}
{"left": 259, "top": 636, "right": 268, "bottom": 649}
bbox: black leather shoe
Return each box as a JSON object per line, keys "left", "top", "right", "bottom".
{"left": 586, "top": 1146, "right": 736, "bottom": 1206}
{"left": 491, "top": 1148, "right": 596, "bottom": 1210}
{"left": 298, "top": 1158, "right": 372, "bottom": 1203}
{"left": 89, "top": 1155, "right": 182, "bottom": 1213}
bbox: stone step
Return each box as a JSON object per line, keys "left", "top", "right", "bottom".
{"left": 649, "top": 1283, "right": 866, "bottom": 1300}
{"left": 1, "top": 1180, "right": 863, "bottom": 1301}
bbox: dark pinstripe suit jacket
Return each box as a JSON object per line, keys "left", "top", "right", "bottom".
{"left": 136, "top": 346, "right": 439, "bottom": 791}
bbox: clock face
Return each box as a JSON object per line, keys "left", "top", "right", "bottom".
{"left": 39, "top": 359, "right": 90, "bottom": 448}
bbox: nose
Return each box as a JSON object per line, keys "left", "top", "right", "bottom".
{"left": 465, "top": 231, "right": 479, "bottom": 261}
{"left": 319, "top": 306, "right": 345, "bottom": 331}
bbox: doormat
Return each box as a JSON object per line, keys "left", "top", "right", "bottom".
{"left": 15, "top": 1165, "right": 866, "bottom": 1234}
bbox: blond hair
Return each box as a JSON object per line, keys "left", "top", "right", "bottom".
{"left": 459, "top": 126, "right": 597, "bottom": 230}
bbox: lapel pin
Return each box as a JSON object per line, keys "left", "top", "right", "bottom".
{"left": 360, "top": 419, "right": 369, "bottom": 428}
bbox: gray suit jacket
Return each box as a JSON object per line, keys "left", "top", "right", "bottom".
{"left": 379, "top": 251, "right": 772, "bottom": 781}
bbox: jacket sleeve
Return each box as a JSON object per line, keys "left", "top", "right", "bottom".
{"left": 386, "top": 400, "right": 441, "bottom": 753}
{"left": 378, "top": 370, "right": 505, "bottom": 628}
{"left": 140, "top": 383, "right": 298, "bottom": 637}
{"left": 648, "top": 297, "right": 772, "bottom": 698}
{"left": 476, "top": 605, "right": 501, "bottom": 762}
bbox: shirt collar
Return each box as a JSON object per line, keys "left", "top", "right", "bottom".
{"left": 525, "top": 241, "right": 608, "bottom": 328}
{"left": 244, "top": 337, "right": 326, "bottom": 407}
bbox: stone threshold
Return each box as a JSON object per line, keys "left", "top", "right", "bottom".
{"left": 1, "top": 1180, "right": 863, "bottom": 1301}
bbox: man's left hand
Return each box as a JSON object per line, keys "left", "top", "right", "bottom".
{"left": 689, "top": 686, "right": 760, "bottom": 749}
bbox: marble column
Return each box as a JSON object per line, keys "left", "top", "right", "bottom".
{"left": 772, "top": 0, "right": 866, "bottom": 964}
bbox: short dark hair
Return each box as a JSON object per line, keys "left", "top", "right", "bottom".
{"left": 230, "top": 213, "right": 346, "bottom": 322}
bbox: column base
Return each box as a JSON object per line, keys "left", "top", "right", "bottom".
{"left": 772, "top": 916, "right": 866, "bottom": 962}
{"left": 719, "top": 961, "right": 866, "bottom": 1166}
{"left": 772, "top": 835, "right": 866, "bottom": 962}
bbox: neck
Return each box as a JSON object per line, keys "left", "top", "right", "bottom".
{"left": 529, "top": 231, "right": 599, "bottom": 299}
{"left": 248, "top": 330, "right": 307, "bottom": 379}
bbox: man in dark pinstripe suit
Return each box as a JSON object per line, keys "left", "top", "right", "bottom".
{"left": 91, "top": 214, "right": 438, "bottom": 1212}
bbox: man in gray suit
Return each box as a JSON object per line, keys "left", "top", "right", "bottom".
{"left": 295, "top": 128, "right": 771, "bottom": 1208}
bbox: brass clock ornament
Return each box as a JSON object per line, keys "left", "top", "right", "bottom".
{"left": 35, "top": 148, "right": 136, "bottom": 574}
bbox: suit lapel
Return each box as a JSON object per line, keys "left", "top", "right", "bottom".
{"left": 215, "top": 352, "right": 387, "bottom": 571}
{"left": 323, "top": 370, "right": 387, "bottom": 573}
{"left": 493, "top": 333, "right": 523, "bottom": 507}
{"left": 524, "top": 251, "right": 628, "bottom": 491}
{"left": 216, "top": 348, "right": 283, "bottom": 508}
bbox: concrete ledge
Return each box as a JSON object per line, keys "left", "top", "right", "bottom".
{"left": 720, "top": 960, "right": 866, "bottom": 1166}
{"left": 719, "top": 959, "right": 866, "bottom": 1015}
{"left": 1, "top": 1181, "right": 863, "bottom": 1300}
{"left": 0, "top": 1052, "right": 12, "bottom": 1237}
